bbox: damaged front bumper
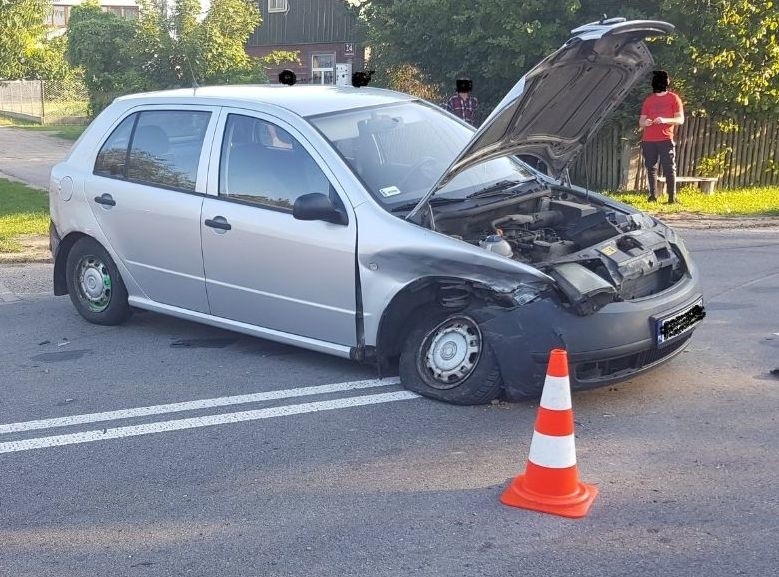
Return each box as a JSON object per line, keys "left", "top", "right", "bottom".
{"left": 473, "top": 267, "right": 704, "bottom": 399}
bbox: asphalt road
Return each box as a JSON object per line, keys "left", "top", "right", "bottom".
{"left": 0, "top": 127, "right": 72, "bottom": 190}
{"left": 1, "top": 227, "right": 778, "bottom": 577}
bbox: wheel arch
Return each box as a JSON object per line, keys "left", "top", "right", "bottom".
{"left": 53, "top": 231, "right": 92, "bottom": 296}
{"left": 375, "top": 275, "right": 513, "bottom": 364}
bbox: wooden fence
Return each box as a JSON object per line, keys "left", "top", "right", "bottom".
{"left": 570, "top": 117, "right": 779, "bottom": 191}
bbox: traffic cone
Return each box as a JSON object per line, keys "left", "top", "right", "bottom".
{"left": 500, "top": 348, "right": 598, "bottom": 518}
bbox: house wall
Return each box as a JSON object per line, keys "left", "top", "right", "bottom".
{"left": 248, "top": 42, "right": 363, "bottom": 85}
{"left": 247, "top": 0, "right": 363, "bottom": 85}
{"left": 249, "top": 0, "right": 358, "bottom": 46}
{"left": 48, "top": 0, "right": 140, "bottom": 28}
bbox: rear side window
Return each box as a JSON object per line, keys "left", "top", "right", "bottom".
{"left": 94, "top": 115, "right": 135, "bottom": 177}
{"left": 94, "top": 109, "right": 211, "bottom": 192}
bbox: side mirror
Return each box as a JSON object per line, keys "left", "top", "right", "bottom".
{"left": 293, "top": 193, "right": 348, "bottom": 225}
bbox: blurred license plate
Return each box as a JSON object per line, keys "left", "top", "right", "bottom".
{"left": 656, "top": 298, "right": 705, "bottom": 346}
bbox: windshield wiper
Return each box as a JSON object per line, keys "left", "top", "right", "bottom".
{"left": 466, "top": 179, "right": 526, "bottom": 200}
{"left": 390, "top": 196, "right": 464, "bottom": 213}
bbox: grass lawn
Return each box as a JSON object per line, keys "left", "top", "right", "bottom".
{"left": 605, "top": 185, "right": 779, "bottom": 216}
{"left": 0, "top": 114, "right": 86, "bottom": 141}
{"left": 0, "top": 178, "right": 49, "bottom": 253}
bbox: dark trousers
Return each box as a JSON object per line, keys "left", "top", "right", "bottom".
{"left": 642, "top": 140, "right": 677, "bottom": 200}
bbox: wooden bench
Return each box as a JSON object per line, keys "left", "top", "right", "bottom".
{"left": 657, "top": 176, "right": 718, "bottom": 195}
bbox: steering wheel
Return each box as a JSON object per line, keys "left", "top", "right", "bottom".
{"left": 398, "top": 156, "right": 441, "bottom": 191}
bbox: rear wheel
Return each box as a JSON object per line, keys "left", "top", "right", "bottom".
{"left": 65, "top": 237, "right": 131, "bottom": 325}
{"left": 399, "top": 312, "right": 502, "bottom": 405}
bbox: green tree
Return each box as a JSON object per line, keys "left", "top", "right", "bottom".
{"left": 356, "top": 0, "right": 779, "bottom": 119}
{"left": 200, "top": 0, "right": 265, "bottom": 84}
{"left": 660, "top": 0, "right": 779, "bottom": 116}
{"left": 70, "top": 0, "right": 297, "bottom": 114}
{"left": 68, "top": 0, "right": 140, "bottom": 113}
{"left": 135, "top": 0, "right": 266, "bottom": 87}
{"left": 0, "top": 0, "right": 52, "bottom": 78}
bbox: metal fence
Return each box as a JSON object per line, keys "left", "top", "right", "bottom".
{"left": 0, "top": 78, "right": 89, "bottom": 125}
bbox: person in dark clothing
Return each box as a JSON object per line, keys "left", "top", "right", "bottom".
{"left": 639, "top": 70, "right": 685, "bottom": 203}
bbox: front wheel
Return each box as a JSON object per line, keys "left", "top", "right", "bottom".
{"left": 399, "top": 313, "right": 503, "bottom": 405}
{"left": 65, "top": 237, "right": 131, "bottom": 326}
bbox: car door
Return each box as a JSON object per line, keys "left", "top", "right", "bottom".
{"left": 200, "top": 111, "right": 358, "bottom": 346}
{"left": 85, "top": 106, "right": 217, "bottom": 313}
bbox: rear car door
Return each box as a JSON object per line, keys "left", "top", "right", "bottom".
{"left": 200, "top": 110, "right": 358, "bottom": 346}
{"left": 85, "top": 106, "right": 217, "bottom": 312}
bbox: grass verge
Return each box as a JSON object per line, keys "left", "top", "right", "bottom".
{"left": 0, "top": 178, "right": 49, "bottom": 253}
{"left": 0, "top": 114, "right": 86, "bottom": 140}
{"left": 605, "top": 186, "right": 779, "bottom": 216}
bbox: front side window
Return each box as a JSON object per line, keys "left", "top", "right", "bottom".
{"left": 268, "top": 0, "right": 288, "bottom": 13}
{"left": 219, "top": 114, "right": 330, "bottom": 211}
{"left": 312, "top": 54, "right": 335, "bottom": 85}
{"left": 94, "top": 109, "right": 211, "bottom": 192}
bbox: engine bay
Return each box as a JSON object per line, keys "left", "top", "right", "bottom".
{"left": 433, "top": 186, "right": 686, "bottom": 305}
{"left": 434, "top": 188, "right": 643, "bottom": 264}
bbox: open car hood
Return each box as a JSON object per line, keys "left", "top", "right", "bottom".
{"left": 407, "top": 18, "right": 674, "bottom": 220}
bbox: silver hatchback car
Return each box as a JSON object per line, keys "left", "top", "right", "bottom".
{"left": 50, "top": 18, "right": 704, "bottom": 404}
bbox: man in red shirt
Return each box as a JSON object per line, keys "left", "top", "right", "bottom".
{"left": 639, "top": 70, "right": 685, "bottom": 203}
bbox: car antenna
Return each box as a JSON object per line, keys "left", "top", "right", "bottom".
{"left": 187, "top": 58, "right": 200, "bottom": 93}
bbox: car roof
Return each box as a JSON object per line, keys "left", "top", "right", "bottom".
{"left": 114, "top": 85, "right": 417, "bottom": 117}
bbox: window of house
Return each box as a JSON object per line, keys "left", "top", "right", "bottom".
{"left": 268, "top": 0, "right": 288, "bottom": 13}
{"left": 219, "top": 114, "right": 330, "bottom": 211}
{"left": 95, "top": 110, "right": 211, "bottom": 193}
{"left": 312, "top": 54, "right": 335, "bottom": 85}
{"left": 50, "top": 5, "right": 67, "bottom": 27}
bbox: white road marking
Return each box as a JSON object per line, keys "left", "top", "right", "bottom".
{"left": 0, "top": 391, "right": 419, "bottom": 454}
{"left": 0, "top": 377, "right": 401, "bottom": 434}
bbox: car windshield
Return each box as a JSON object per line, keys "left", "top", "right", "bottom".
{"left": 308, "top": 101, "right": 535, "bottom": 208}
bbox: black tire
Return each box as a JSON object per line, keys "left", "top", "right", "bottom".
{"left": 65, "top": 237, "right": 131, "bottom": 326}
{"left": 399, "top": 312, "right": 503, "bottom": 405}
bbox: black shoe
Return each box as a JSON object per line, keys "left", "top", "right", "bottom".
{"left": 666, "top": 199, "right": 678, "bottom": 205}
{"left": 647, "top": 195, "right": 658, "bottom": 202}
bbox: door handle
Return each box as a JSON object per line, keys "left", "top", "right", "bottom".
{"left": 204, "top": 217, "right": 232, "bottom": 231}
{"left": 94, "top": 194, "right": 116, "bottom": 207}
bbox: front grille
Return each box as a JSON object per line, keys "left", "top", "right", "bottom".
{"left": 620, "top": 266, "right": 676, "bottom": 300}
{"left": 574, "top": 333, "right": 692, "bottom": 382}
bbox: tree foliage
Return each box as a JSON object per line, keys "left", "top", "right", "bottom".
{"left": 68, "top": 1, "right": 141, "bottom": 112}
{"left": 660, "top": 0, "right": 779, "bottom": 116}
{"left": 0, "top": 0, "right": 59, "bottom": 79}
{"left": 68, "top": 0, "right": 298, "bottom": 114}
{"left": 133, "top": 0, "right": 264, "bottom": 87}
{"left": 356, "top": 0, "right": 779, "bottom": 119}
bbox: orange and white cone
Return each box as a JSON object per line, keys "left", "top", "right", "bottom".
{"left": 500, "top": 348, "right": 598, "bottom": 518}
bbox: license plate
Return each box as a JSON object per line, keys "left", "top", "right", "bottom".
{"left": 656, "top": 298, "right": 705, "bottom": 346}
